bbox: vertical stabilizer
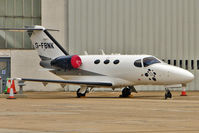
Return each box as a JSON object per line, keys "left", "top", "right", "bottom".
{"left": 0, "top": 25, "right": 68, "bottom": 61}
{"left": 27, "top": 26, "right": 68, "bottom": 60}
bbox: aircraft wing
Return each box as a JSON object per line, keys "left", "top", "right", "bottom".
{"left": 19, "top": 78, "right": 113, "bottom": 87}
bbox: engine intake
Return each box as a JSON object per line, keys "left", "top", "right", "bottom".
{"left": 51, "top": 55, "right": 82, "bottom": 70}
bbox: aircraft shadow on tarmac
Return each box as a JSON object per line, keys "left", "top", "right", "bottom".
{"left": 26, "top": 95, "right": 164, "bottom": 100}
{"left": 23, "top": 91, "right": 172, "bottom": 100}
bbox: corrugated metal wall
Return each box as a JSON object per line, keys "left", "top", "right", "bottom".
{"left": 0, "top": 0, "right": 41, "bottom": 49}
{"left": 68, "top": 0, "right": 199, "bottom": 90}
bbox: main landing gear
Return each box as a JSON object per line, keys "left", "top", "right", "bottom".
{"left": 76, "top": 86, "right": 88, "bottom": 98}
{"left": 165, "top": 88, "right": 172, "bottom": 99}
{"left": 120, "top": 86, "right": 137, "bottom": 97}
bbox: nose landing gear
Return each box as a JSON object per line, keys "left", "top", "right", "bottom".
{"left": 165, "top": 88, "right": 172, "bottom": 99}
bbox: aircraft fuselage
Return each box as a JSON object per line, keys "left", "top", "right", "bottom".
{"left": 50, "top": 55, "right": 194, "bottom": 88}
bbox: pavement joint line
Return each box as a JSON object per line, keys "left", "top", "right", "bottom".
{"left": 0, "top": 112, "right": 80, "bottom": 115}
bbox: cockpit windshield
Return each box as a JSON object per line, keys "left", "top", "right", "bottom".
{"left": 143, "top": 57, "right": 161, "bottom": 67}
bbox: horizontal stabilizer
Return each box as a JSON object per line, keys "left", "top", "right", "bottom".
{"left": 0, "top": 27, "right": 59, "bottom": 32}
{"left": 0, "top": 25, "right": 68, "bottom": 60}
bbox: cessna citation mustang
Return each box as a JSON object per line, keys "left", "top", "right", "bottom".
{"left": 0, "top": 26, "right": 194, "bottom": 98}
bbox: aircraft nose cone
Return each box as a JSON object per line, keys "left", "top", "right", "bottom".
{"left": 166, "top": 65, "right": 195, "bottom": 84}
{"left": 183, "top": 70, "right": 194, "bottom": 82}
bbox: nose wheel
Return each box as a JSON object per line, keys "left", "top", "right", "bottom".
{"left": 165, "top": 88, "right": 172, "bottom": 99}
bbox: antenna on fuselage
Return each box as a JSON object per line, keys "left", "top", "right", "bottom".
{"left": 84, "top": 51, "right": 88, "bottom": 55}
{"left": 100, "top": 49, "right": 105, "bottom": 55}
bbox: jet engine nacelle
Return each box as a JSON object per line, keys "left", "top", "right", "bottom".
{"left": 51, "top": 55, "right": 82, "bottom": 70}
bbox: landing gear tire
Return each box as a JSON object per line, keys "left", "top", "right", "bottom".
{"left": 165, "top": 88, "right": 172, "bottom": 99}
{"left": 77, "top": 88, "right": 86, "bottom": 98}
{"left": 120, "top": 87, "right": 131, "bottom": 97}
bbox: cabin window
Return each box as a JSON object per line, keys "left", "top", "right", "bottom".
{"left": 104, "top": 59, "right": 110, "bottom": 64}
{"left": 94, "top": 59, "right": 100, "bottom": 64}
{"left": 134, "top": 59, "right": 142, "bottom": 67}
{"left": 143, "top": 57, "right": 161, "bottom": 67}
{"left": 113, "top": 60, "right": 120, "bottom": 64}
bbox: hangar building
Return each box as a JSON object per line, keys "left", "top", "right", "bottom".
{"left": 0, "top": 0, "right": 198, "bottom": 92}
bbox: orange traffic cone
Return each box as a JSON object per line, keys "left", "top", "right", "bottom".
{"left": 11, "top": 80, "right": 17, "bottom": 94}
{"left": 6, "top": 80, "right": 17, "bottom": 94}
{"left": 181, "top": 87, "right": 187, "bottom": 96}
{"left": 7, "top": 88, "right": 16, "bottom": 99}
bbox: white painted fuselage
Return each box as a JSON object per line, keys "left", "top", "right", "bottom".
{"left": 57, "top": 55, "right": 194, "bottom": 88}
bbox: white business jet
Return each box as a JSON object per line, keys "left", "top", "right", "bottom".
{"left": 0, "top": 26, "right": 194, "bottom": 98}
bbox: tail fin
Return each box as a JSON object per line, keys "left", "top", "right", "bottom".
{"left": 0, "top": 25, "right": 68, "bottom": 60}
